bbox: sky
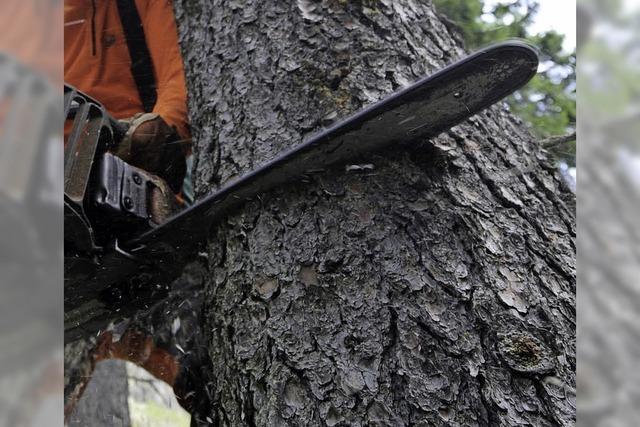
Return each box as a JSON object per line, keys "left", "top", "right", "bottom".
{"left": 484, "top": 0, "right": 576, "bottom": 52}
{"left": 529, "top": 0, "right": 576, "bottom": 52}
{"left": 623, "top": 0, "right": 640, "bottom": 12}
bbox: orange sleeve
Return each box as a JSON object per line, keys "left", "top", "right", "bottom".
{"left": 137, "top": 0, "right": 190, "bottom": 139}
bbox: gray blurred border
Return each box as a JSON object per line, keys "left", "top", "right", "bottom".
{"left": 0, "top": 2, "right": 63, "bottom": 425}
{"left": 577, "top": 0, "right": 640, "bottom": 425}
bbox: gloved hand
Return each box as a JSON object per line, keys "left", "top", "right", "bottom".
{"left": 114, "top": 113, "right": 187, "bottom": 193}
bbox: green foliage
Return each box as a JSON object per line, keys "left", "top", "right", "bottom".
{"left": 434, "top": 0, "right": 576, "bottom": 163}
{"left": 435, "top": 0, "right": 533, "bottom": 46}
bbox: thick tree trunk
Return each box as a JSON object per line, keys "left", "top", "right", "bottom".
{"left": 175, "top": 1, "right": 575, "bottom": 426}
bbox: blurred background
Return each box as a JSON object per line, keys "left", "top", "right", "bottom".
{"left": 575, "top": 0, "right": 640, "bottom": 425}
{"left": 1, "top": 2, "right": 190, "bottom": 425}
{"left": 0, "top": 1, "right": 64, "bottom": 426}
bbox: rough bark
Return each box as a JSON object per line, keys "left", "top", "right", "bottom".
{"left": 175, "top": 1, "right": 576, "bottom": 426}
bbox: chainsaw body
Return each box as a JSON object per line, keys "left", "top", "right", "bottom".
{"left": 64, "top": 84, "right": 172, "bottom": 318}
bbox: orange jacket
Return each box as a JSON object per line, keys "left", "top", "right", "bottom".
{"left": 64, "top": 0, "right": 189, "bottom": 139}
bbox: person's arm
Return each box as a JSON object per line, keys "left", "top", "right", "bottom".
{"left": 137, "top": 0, "right": 190, "bottom": 140}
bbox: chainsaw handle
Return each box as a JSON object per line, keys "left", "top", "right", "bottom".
{"left": 110, "top": 118, "right": 129, "bottom": 146}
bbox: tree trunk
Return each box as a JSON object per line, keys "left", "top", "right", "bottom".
{"left": 175, "top": 1, "right": 576, "bottom": 426}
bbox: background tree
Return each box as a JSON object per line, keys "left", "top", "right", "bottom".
{"left": 434, "top": 0, "right": 576, "bottom": 165}
{"left": 173, "top": 0, "right": 576, "bottom": 425}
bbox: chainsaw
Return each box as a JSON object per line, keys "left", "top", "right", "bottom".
{"left": 64, "top": 41, "right": 539, "bottom": 339}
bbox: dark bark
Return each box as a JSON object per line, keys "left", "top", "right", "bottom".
{"left": 175, "top": 1, "right": 576, "bottom": 426}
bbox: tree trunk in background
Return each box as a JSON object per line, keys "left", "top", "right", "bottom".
{"left": 175, "top": 1, "right": 576, "bottom": 425}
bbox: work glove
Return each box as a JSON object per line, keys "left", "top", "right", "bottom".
{"left": 148, "top": 172, "right": 180, "bottom": 224}
{"left": 115, "top": 113, "right": 187, "bottom": 193}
